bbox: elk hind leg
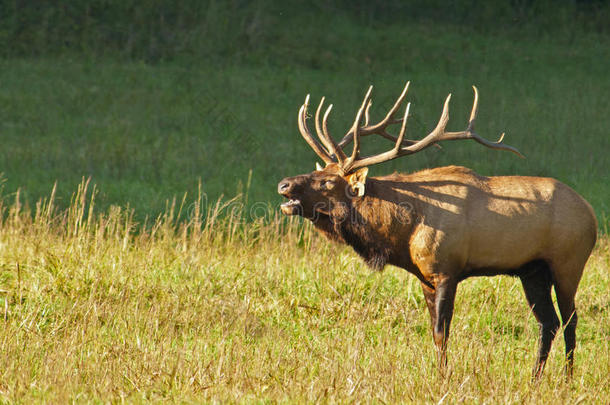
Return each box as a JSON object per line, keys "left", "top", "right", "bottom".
{"left": 552, "top": 262, "right": 584, "bottom": 379}
{"left": 519, "top": 260, "right": 560, "bottom": 379}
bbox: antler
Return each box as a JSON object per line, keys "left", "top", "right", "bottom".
{"left": 342, "top": 86, "right": 524, "bottom": 172}
{"left": 297, "top": 82, "right": 415, "bottom": 167}
{"left": 297, "top": 95, "right": 334, "bottom": 165}
{"left": 337, "top": 82, "right": 418, "bottom": 149}
{"left": 297, "top": 83, "right": 523, "bottom": 174}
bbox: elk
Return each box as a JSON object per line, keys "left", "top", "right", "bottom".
{"left": 277, "top": 82, "right": 597, "bottom": 378}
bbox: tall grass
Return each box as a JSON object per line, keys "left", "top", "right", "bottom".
{"left": 0, "top": 182, "right": 608, "bottom": 402}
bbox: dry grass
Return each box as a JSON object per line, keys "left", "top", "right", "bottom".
{"left": 0, "top": 181, "right": 608, "bottom": 403}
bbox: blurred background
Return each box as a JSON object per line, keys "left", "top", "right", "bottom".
{"left": 0, "top": 0, "right": 608, "bottom": 226}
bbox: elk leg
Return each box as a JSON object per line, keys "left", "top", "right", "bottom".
{"left": 519, "top": 262, "right": 560, "bottom": 379}
{"left": 431, "top": 277, "right": 458, "bottom": 371}
{"left": 557, "top": 299, "right": 577, "bottom": 379}
{"left": 554, "top": 278, "right": 579, "bottom": 379}
{"left": 421, "top": 283, "right": 437, "bottom": 327}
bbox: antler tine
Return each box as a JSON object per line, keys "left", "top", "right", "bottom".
{"left": 394, "top": 102, "right": 411, "bottom": 151}
{"left": 338, "top": 81, "right": 411, "bottom": 148}
{"left": 314, "top": 96, "right": 326, "bottom": 143}
{"left": 429, "top": 86, "right": 524, "bottom": 158}
{"left": 313, "top": 97, "right": 346, "bottom": 163}
{"left": 372, "top": 80, "right": 411, "bottom": 133}
{"left": 311, "top": 97, "right": 348, "bottom": 164}
{"left": 344, "top": 85, "right": 373, "bottom": 168}
{"left": 399, "top": 93, "right": 452, "bottom": 154}
{"left": 298, "top": 95, "right": 334, "bottom": 164}
{"left": 344, "top": 101, "right": 413, "bottom": 172}
{"left": 469, "top": 131, "right": 523, "bottom": 157}
{"left": 364, "top": 99, "right": 372, "bottom": 126}
{"left": 344, "top": 94, "right": 451, "bottom": 171}
{"left": 462, "top": 86, "right": 525, "bottom": 158}
{"left": 321, "top": 104, "right": 347, "bottom": 162}
{"left": 469, "top": 84, "right": 479, "bottom": 128}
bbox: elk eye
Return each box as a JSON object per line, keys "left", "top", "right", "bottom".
{"left": 321, "top": 180, "right": 335, "bottom": 190}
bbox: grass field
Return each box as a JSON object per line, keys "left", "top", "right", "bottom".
{"left": 1, "top": 3, "right": 609, "bottom": 402}
{"left": 0, "top": 186, "right": 608, "bottom": 402}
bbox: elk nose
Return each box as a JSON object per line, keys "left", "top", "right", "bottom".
{"left": 278, "top": 180, "right": 292, "bottom": 195}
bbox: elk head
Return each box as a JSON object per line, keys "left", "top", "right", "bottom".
{"left": 278, "top": 163, "right": 368, "bottom": 220}
{"left": 278, "top": 82, "right": 523, "bottom": 221}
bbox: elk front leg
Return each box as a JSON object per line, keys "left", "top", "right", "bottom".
{"left": 421, "top": 277, "right": 458, "bottom": 372}
{"left": 421, "top": 283, "right": 437, "bottom": 326}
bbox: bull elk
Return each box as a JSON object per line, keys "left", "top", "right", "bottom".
{"left": 277, "top": 82, "right": 597, "bottom": 378}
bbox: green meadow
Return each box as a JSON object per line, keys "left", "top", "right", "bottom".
{"left": 1, "top": 10, "right": 608, "bottom": 221}
{"left": 0, "top": 1, "right": 609, "bottom": 402}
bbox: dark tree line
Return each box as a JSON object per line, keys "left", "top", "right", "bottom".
{"left": 0, "top": 0, "right": 607, "bottom": 60}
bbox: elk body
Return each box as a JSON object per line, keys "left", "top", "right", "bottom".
{"left": 278, "top": 83, "right": 597, "bottom": 378}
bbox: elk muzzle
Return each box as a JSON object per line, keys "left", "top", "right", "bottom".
{"left": 278, "top": 177, "right": 303, "bottom": 216}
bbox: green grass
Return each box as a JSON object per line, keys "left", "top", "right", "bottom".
{"left": 0, "top": 187, "right": 608, "bottom": 402}
{"left": 0, "top": 19, "right": 608, "bottom": 227}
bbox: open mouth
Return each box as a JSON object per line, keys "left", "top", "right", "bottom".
{"left": 280, "top": 198, "right": 302, "bottom": 215}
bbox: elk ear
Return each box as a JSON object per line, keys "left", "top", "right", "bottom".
{"left": 346, "top": 167, "right": 368, "bottom": 197}
{"left": 315, "top": 162, "right": 324, "bottom": 171}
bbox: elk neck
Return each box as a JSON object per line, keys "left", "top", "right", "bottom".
{"left": 330, "top": 177, "right": 418, "bottom": 271}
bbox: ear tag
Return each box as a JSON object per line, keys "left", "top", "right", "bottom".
{"left": 315, "top": 162, "right": 324, "bottom": 171}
